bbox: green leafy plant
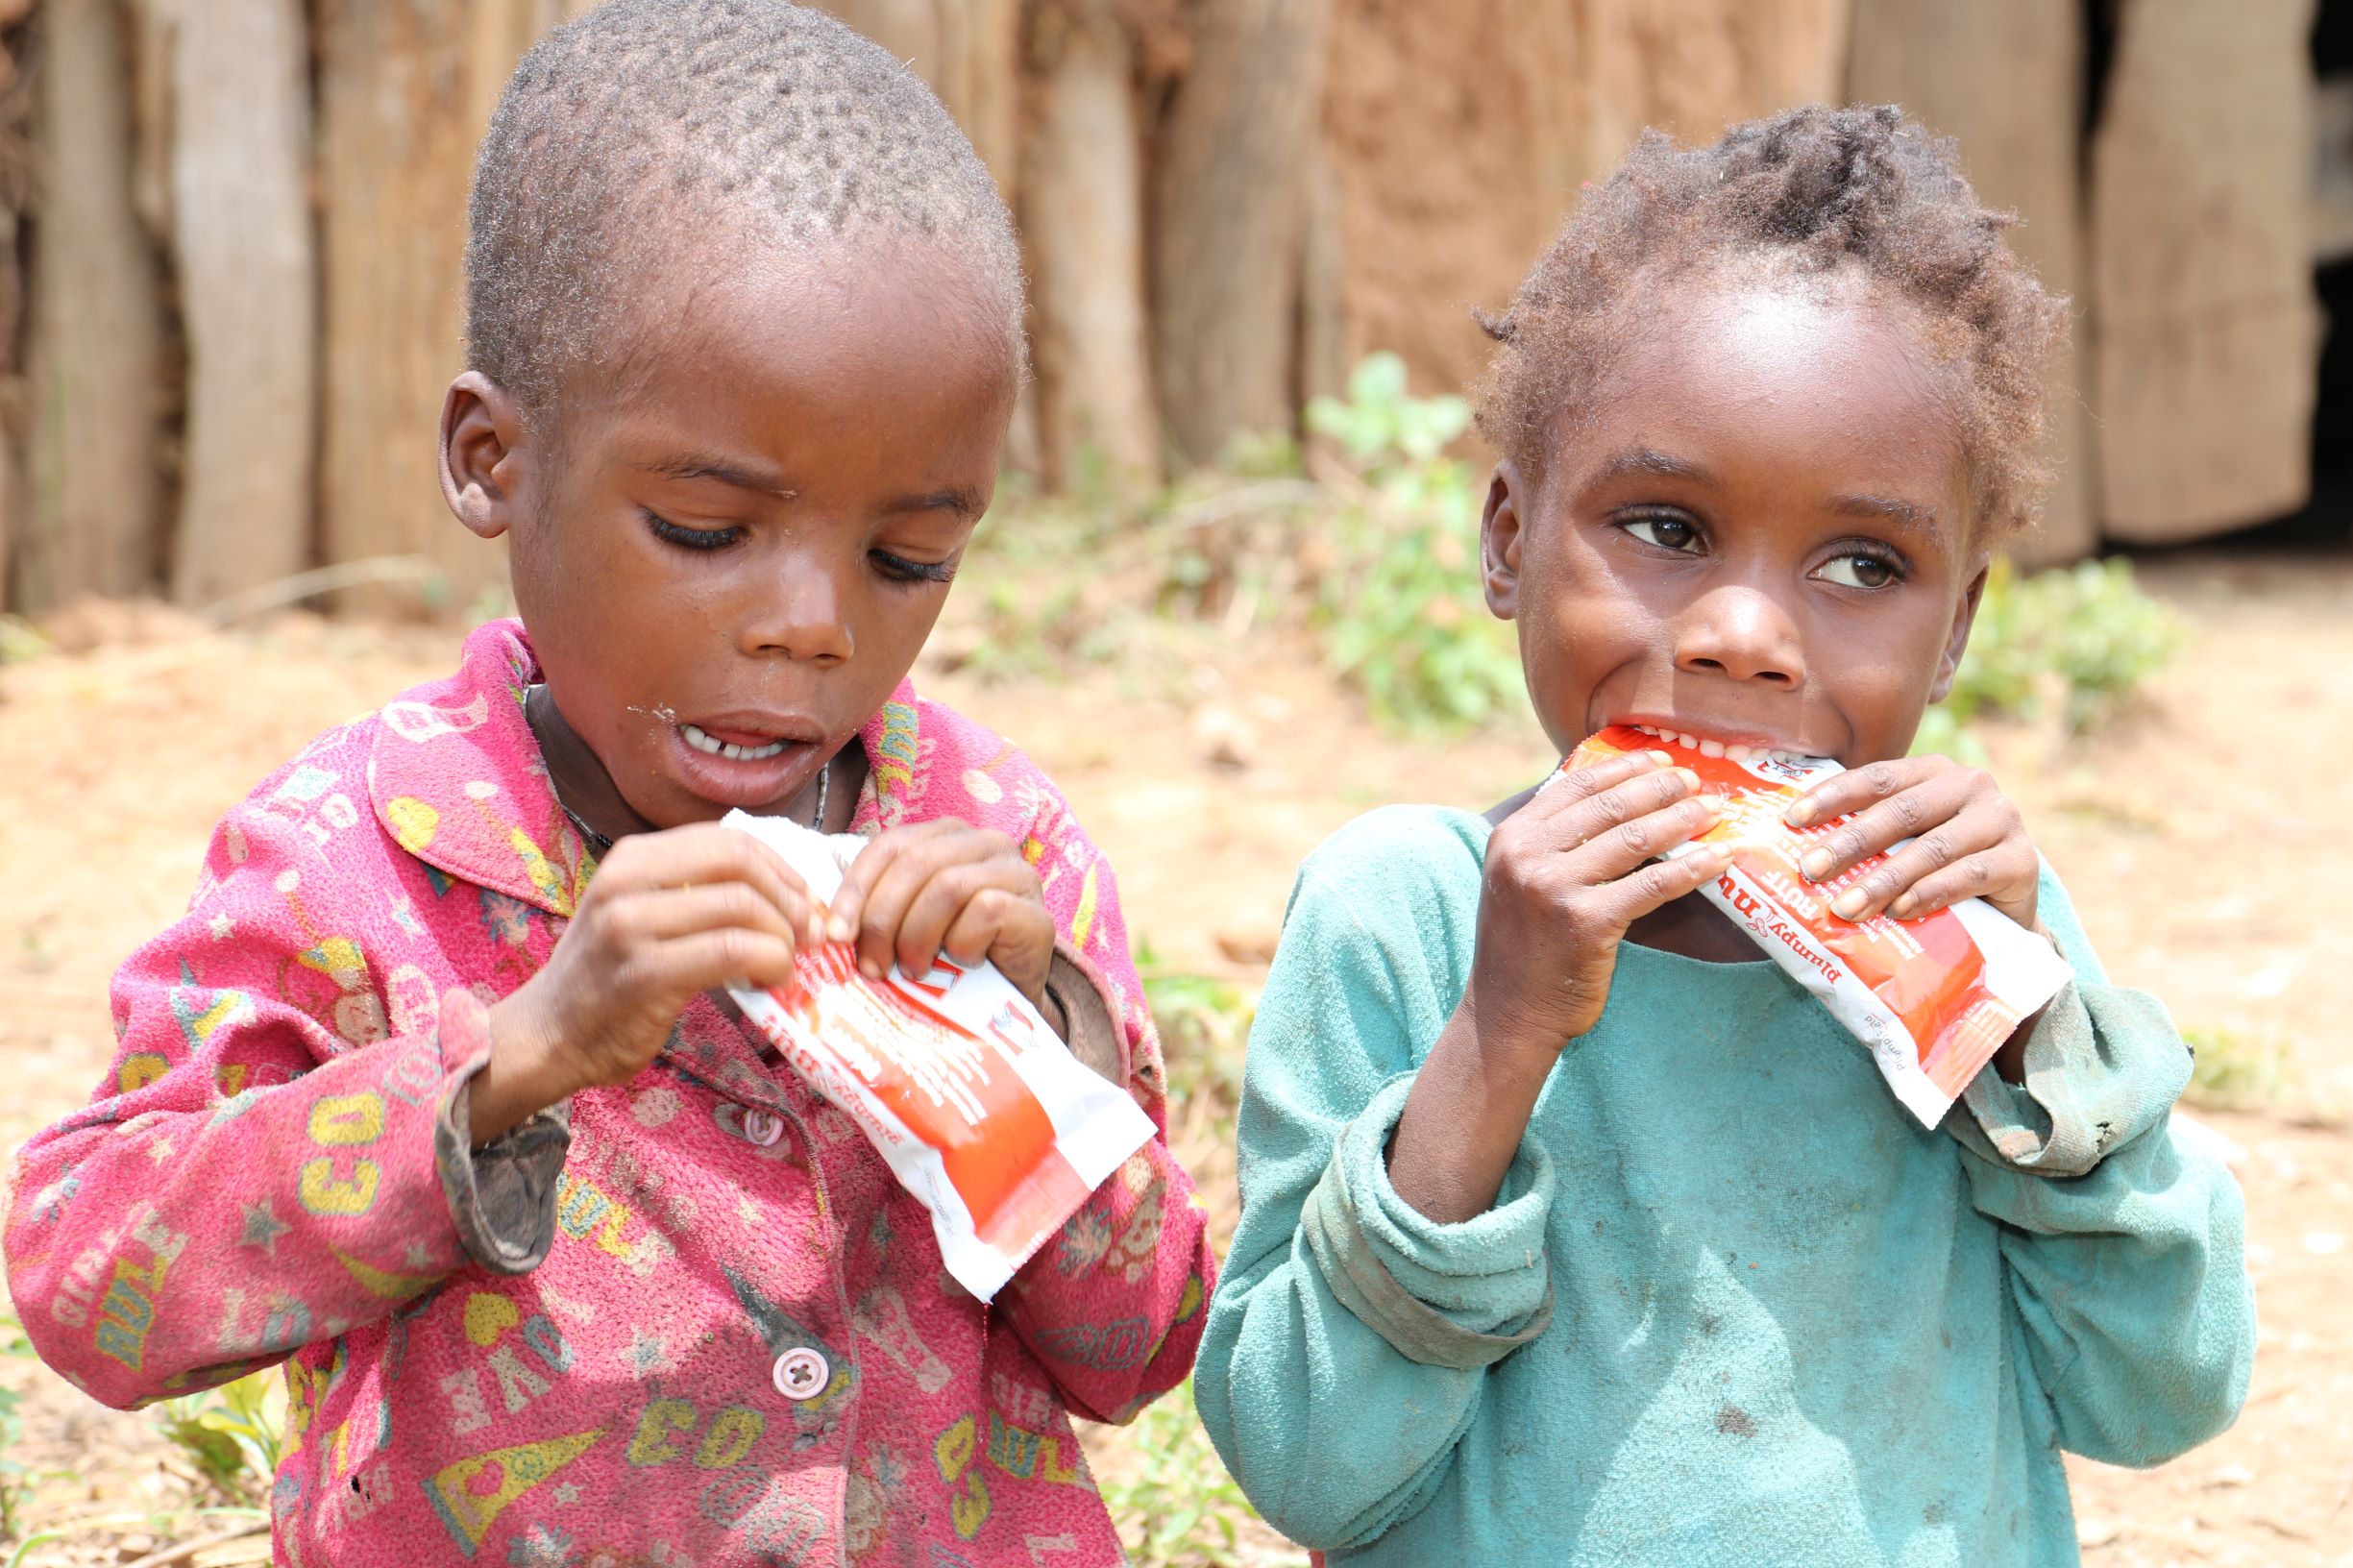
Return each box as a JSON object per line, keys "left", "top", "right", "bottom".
{"left": 1306, "top": 355, "right": 1524, "bottom": 730}
{"left": 155, "top": 1370, "right": 287, "bottom": 1506}
{"left": 2183, "top": 1026, "right": 2294, "bottom": 1111}
{"left": 1141, "top": 956, "right": 1257, "bottom": 1115}
{"left": 1100, "top": 1376, "right": 1302, "bottom": 1568}
{"left": 1914, "top": 557, "right": 2183, "bottom": 758}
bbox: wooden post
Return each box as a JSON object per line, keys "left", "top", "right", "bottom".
{"left": 1150, "top": 0, "right": 1332, "bottom": 466}
{"left": 1849, "top": 0, "right": 2096, "bottom": 565}
{"left": 1020, "top": 0, "right": 1161, "bottom": 489}
{"left": 2090, "top": 0, "right": 2321, "bottom": 541}
{"left": 135, "top": 0, "right": 317, "bottom": 606}
{"left": 23, "top": 0, "right": 164, "bottom": 609}
{"left": 315, "top": 0, "right": 555, "bottom": 615}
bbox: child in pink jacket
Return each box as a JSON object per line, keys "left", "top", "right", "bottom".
{"left": 3, "top": 5, "right": 1213, "bottom": 1564}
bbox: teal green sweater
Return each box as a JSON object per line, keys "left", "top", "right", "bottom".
{"left": 1196, "top": 806, "right": 2253, "bottom": 1567}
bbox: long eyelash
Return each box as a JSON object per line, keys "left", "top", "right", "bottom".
{"left": 646, "top": 512, "right": 745, "bottom": 551}
{"left": 872, "top": 551, "right": 958, "bottom": 585}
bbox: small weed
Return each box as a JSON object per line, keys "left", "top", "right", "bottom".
{"left": 1917, "top": 557, "right": 2184, "bottom": 758}
{"left": 1, "top": 1311, "right": 32, "bottom": 1543}
{"left": 1141, "top": 956, "right": 1256, "bottom": 1116}
{"left": 1305, "top": 355, "right": 1523, "bottom": 731}
{"left": 1101, "top": 1376, "right": 1300, "bottom": 1568}
{"left": 2183, "top": 1026, "right": 2294, "bottom": 1111}
{"left": 154, "top": 1371, "right": 287, "bottom": 1507}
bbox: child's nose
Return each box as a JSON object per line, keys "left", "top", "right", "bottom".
{"left": 744, "top": 560, "right": 854, "bottom": 665}
{"left": 1673, "top": 585, "right": 1803, "bottom": 687}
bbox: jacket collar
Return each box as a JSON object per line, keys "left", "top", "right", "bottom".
{"left": 366, "top": 619, "right": 925, "bottom": 918}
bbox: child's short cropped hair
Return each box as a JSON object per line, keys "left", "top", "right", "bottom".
{"left": 464, "top": 0, "right": 1025, "bottom": 426}
{"left": 1476, "top": 104, "right": 2068, "bottom": 541}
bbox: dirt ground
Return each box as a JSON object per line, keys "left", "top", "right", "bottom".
{"left": 0, "top": 550, "right": 2348, "bottom": 1565}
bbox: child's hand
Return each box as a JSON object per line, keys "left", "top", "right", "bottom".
{"left": 1470, "top": 749, "right": 1730, "bottom": 1053}
{"left": 475, "top": 823, "right": 820, "bottom": 1141}
{"left": 1784, "top": 755, "right": 2040, "bottom": 930}
{"left": 825, "top": 821, "right": 1055, "bottom": 1005}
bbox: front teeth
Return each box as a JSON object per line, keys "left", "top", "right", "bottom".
{"left": 682, "top": 723, "right": 789, "bottom": 762}
{"left": 1630, "top": 723, "right": 1799, "bottom": 765}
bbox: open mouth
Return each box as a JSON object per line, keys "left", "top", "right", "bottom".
{"left": 1621, "top": 723, "right": 1815, "bottom": 765}
{"left": 681, "top": 722, "right": 790, "bottom": 762}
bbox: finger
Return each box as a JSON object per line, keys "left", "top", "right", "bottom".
{"left": 898, "top": 861, "right": 1038, "bottom": 975}
{"left": 602, "top": 824, "right": 821, "bottom": 943}
{"left": 612, "top": 881, "right": 812, "bottom": 946}
{"left": 939, "top": 886, "right": 1048, "bottom": 969}
{"left": 1560, "top": 791, "right": 1724, "bottom": 881}
{"left": 828, "top": 821, "right": 961, "bottom": 942}
{"left": 1883, "top": 841, "right": 2042, "bottom": 921}
{"left": 1793, "top": 771, "right": 1979, "bottom": 885}
{"left": 1827, "top": 798, "right": 2019, "bottom": 920}
{"left": 1542, "top": 747, "right": 1677, "bottom": 811}
{"left": 1596, "top": 842, "right": 1735, "bottom": 927}
{"left": 1782, "top": 755, "right": 1938, "bottom": 830}
{"left": 849, "top": 832, "right": 987, "bottom": 980}
{"left": 632, "top": 926, "right": 804, "bottom": 997}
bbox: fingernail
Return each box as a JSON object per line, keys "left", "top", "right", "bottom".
{"left": 1694, "top": 795, "right": 1724, "bottom": 819}
{"left": 1648, "top": 749, "right": 1675, "bottom": 767}
{"left": 1801, "top": 848, "right": 1832, "bottom": 879}
{"left": 827, "top": 915, "right": 853, "bottom": 943}
{"left": 1673, "top": 768, "right": 1702, "bottom": 793}
{"left": 1832, "top": 888, "right": 1868, "bottom": 919}
{"left": 861, "top": 958, "right": 884, "bottom": 981}
{"left": 1784, "top": 800, "right": 1814, "bottom": 827}
{"left": 1890, "top": 894, "right": 1916, "bottom": 919}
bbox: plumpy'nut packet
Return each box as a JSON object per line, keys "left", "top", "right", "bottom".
{"left": 723, "top": 810, "right": 1153, "bottom": 1300}
{"left": 1565, "top": 726, "right": 2072, "bottom": 1125}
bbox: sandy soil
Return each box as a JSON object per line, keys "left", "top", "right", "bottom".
{"left": 0, "top": 551, "right": 2346, "bottom": 1564}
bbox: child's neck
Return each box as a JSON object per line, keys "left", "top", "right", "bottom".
{"left": 1624, "top": 894, "right": 1761, "bottom": 963}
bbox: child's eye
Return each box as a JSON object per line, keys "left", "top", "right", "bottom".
{"left": 646, "top": 512, "right": 745, "bottom": 551}
{"left": 1814, "top": 552, "right": 1902, "bottom": 589}
{"left": 870, "top": 549, "right": 958, "bottom": 586}
{"left": 1619, "top": 515, "right": 1702, "bottom": 552}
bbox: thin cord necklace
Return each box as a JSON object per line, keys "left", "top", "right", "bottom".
{"left": 528, "top": 684, "right": 828, "bottom": 854}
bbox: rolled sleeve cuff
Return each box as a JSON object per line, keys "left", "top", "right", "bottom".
{"left": 1042, "top": 942, "right": 1126, "bottom": 1087}
{"left": 1955, "top": 980, "right": 2191, "bottom": 1178}
{"left": 431, "top": 988, "right": 571, "bottom": 1276}
{"left": 1303, "top": 1075, "right": 1555, "bottom": 1369}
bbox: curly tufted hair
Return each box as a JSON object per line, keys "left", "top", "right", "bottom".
{"left": 1474, "top": 104, "right": 2070, "bottom": 541}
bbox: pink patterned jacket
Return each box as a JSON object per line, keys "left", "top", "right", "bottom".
{"left": 4, "top": 620, "right": 1213, "bottom": 1567}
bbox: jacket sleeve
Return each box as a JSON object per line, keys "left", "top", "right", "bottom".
{"left": 1949, "top": 867, "right": 2256, "bottom": 1466}
{"left": 3, "top": 801, "right": 567, "bottom": 1410}
{"left": 1194, "top": 831, "right": 1552, "bottom": 1552}
{"left": 992, "top": 798, "right": 1217, "bottom": 1425}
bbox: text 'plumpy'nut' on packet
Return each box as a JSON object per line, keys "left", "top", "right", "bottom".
{"left": 1564, "top": 726, "right": 2071, "bottom": 1126}
{"left": 722, "top": 810, "right": 1153, "bottom": 1300}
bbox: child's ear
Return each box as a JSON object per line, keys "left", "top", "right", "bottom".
{"left": 439, "top": 372, "right": 531, "bottom": 542}
{"left": 1482, "top": 460, "right": 1529, "bottom": 621}
{"left": 1929, "top": 557, "right": 1993, "bottom": 703}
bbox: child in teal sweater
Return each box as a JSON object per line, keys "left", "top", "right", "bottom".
{"left": 1196, "top": 107, "right": 2253, "bottom": 1566}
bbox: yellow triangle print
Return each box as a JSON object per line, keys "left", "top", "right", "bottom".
{"left": 424, "top": 1427, "right": 603, "bottom": 1556}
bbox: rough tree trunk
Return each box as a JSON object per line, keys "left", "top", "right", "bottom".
{"left": 0, "top": 10, "right": 37, "bottom": 613}
{"left": 2090, "top": 0, "right": 2321, "bottom": 541}
{"left": 1019, "top": 0, "right": 1160, "bottom": 489}
{"left": 23, "top": 0, "right": 163, "bottom": 609}
{"left": 1151, "top": 0, "right": 1331, "bottom": 465}
{"left": 1848, "top": 0, "right": 2096, "bottom": 565}
{"left": 316, "top": 0, "right": 553, "bottom": 614}
{"left": 135, "top": 0, "right": 316, "bottom": 606}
